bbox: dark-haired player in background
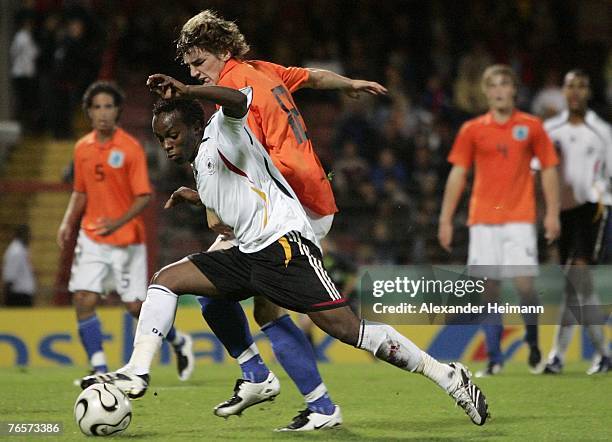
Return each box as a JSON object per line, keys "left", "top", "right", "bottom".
{"left": 57, "top": 81, "right": 194, "bottom": 380}
{"left": 541, "top": 69, "right": 611, "bottom": 375}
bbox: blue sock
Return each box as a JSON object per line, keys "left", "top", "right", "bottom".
{"left": 78, "top": 315, "right": 107, "bottom": 372}
{"left": 166, "top": 326, "right": 181, "bottom": 346}
{"left": 199, "top": 297, "right": 269, "bottom": 382}
{"left": 482, "top": 311, "right": 504, "bottom": 365}
{"left": 262, "top": 315, "right": 335, "bottom": 415}
{"left": 239, "top": 353, "right": 269, "bottom": 383}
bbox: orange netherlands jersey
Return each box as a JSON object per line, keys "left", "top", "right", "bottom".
{"left": 448, "top": 110, "right": 558, "bottom": 225}
{"left": 217, "top": 58, "right": 338, "bottom": 216}
{"left": 73, "top": 127, "right": 152, "bottom": 246}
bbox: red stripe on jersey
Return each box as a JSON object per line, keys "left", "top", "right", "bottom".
{"left": 218, "top": 149, "right": 249, "bottom": 179}
{"left": 311, "top": 298, "right": 348, "bottom": 308}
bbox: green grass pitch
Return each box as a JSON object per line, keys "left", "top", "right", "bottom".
{"left": 0, "top": 362, "right": 609, "bottom": 441}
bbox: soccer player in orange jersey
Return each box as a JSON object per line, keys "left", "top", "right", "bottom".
{"left": 57, "top": 81, "right": 194, "bottom": 381}
{"left": 144, "top": 9, "right": 385, "bottom": 430}
{"left": 438, "top": 65, "right": 561, "bottom": 377}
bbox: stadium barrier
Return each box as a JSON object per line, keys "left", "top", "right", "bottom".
{"left": 0, "top": 306, "right": 607, "bottom": 368}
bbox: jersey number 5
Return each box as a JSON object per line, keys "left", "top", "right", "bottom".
{"left": 95, "top": 164, "right": 105, "bottom": 181}
{"left": 271, "top": 85, "right": 308, "bottom": 144}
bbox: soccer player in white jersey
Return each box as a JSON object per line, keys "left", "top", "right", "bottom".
{"left": 83, "top": 84, "right": 490, "bottom": 429}
{"left": 541, "top": 69, "right": 611, "bottom": 375}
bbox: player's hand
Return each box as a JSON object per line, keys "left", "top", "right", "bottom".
{"left": 345, "top": 80, "right": 388, "bottom": 99}
{"left": 92, "top": 217, "right": 122, "bottom": 236}
{"left": 206, "top": 208, "right": 234, "bottom": 238}
{"left": 164, "top": 186, "right": 203, "bottom": 209}
{"left": 438, "top": 221, "right": 453, "bottom": 252}
{"left": 544, "top": 212, "right": 560, "bottom": 245}
{"left": 147, "top": 74, "right": 188, "bottom": 99}
{"left": 56, "top": 223, "right": 73, "bottom": 249}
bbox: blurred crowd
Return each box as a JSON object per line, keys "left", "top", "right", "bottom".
{"left": 8, "top": 0, "right": 612, "bottom": 269}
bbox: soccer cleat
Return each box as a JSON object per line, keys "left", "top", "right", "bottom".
{"left": 80, "top": 369, "right": 149, "bottom": 400}
{"left": 213, "top": 372, "right": 280, "bottom": 418}
{"left": 172, "top": 331, "right": 195, "bottom": 381}
{"left": 541, "top": 356, "right": 563, "bottom": 375}
{"left": 586, "top": 355, "right": 610, "bottom": 375}
{"left": 275, "top": 406, "right": 343, "bottom": 432}
{"left": 448, "top": 362, "right": 489, "bottom": 426}
{"left": 73, "top": 368, "right": 105, "bottom": 387}
{"left": 528, "top": 345, "right": 542, "bottom": 372}
{"left": 475, "top": 362, "right": 503, "bottom": 378}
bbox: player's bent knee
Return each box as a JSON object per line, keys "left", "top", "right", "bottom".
{"left": 73, "top": 291, "right": 98, "bottom": 319}
{"left": 253, "top": 297, "right": 284, "bottom": 326}
{"left": 124, "top": 301, "right": 142, "bottom": 318}
{"left": 308, "top": 307, "right": 360, "bottom": 346}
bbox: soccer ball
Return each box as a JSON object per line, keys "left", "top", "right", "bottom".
{"left": 74, "top": 383, "right": 132, "bottom": 436}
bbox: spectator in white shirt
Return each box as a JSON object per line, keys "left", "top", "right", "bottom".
{"left": 2, "top": 224, "right": 36, "bottom": 307}
{"left": 10, "top": 10, "right": 39, "bottom": 132}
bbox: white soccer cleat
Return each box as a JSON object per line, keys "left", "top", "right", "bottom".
{"left": 213, "top": 372, "right": 280, "bottom": 418}
{"left": 275, "top": 406, "right": 343, "bottom": 431}
{"left": 172, "top": 331, "right": 195, "bottom": 381}
{"left": 448, "top": 362, "right": 490, "bottom": 426}
{"left": 80, "top": 368, "right": 149, "bottom": 400}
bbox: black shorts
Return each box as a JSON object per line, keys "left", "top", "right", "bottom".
{"left": 559, "top": 203, "right": 608, "bottom": 264}
{"left": 188, "top": 231, "right": 349, "bottom": 313}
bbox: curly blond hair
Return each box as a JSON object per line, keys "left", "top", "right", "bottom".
{"left": 176, "top": 10, "right": 250, "bottom": 60}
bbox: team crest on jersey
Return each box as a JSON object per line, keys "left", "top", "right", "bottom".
{"left": 512, "top": 125, "right": 529, "bottom": 141}
{"left": 108, "top": 150, "right": 125, "bottom": 168}
{"left": 205, "top": 154, "right": 217, "bottom": 175}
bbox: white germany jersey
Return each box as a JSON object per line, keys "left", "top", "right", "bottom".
{"left": 544, "top": 110, "right": 612, "bottom": 205}
{"left": 192, "top": 87, "right": 319, "bottom": 254}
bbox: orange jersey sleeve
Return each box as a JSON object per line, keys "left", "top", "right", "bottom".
{"left": 73, "top": 134, "right": 94, "bottom": 193}
{"left": 251, "top": 60, "right": 310, "bottom": 93}
{"left": 448, "top": 122, "right": 476, "bottom": 169}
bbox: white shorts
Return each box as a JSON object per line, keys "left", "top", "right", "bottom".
{"left": 468, "top": 223, "right": 538, "bottom": 279}
{"left": 68, "top": 231, "right": 147, "bottom": 302}
{"left": 211, "top": 209, "right": 335, "bottom": 250}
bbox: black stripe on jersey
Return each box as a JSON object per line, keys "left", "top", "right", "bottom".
{"left": 264, "top": 157, "right": 293, "bottom": 199}
{"left": 243, "top": 127, "right": 254, "bottom": 145}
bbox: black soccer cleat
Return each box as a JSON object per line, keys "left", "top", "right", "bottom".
{"left": 542, "top": 356, "right": 563, "bottom": 375}
{"left": 275, "top": 406, "right": 343, "bottom": 432}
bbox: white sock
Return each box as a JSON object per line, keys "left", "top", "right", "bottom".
{"left": 357, "top": 320, "right": 422, "bottom": 370}
{"left": 550, "top": 324, "right": 575, "bottom": 363}
{"left": 129, "top": 284, "right": 179, "bottom": 376}
{"left": 91, "top": 351, "right": 107, "bottom": 369}
{"left": 586, "top": 324, "right": 609, "bottom": 357}
{"left": 357, "top": 320, "right": 456, "bottom": 391}
{"left": 236, "top": 343, "right": 261, "bottom": 365}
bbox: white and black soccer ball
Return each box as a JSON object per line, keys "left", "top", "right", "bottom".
{"left": 74, "top": 383, "right": 132, "bottom": 436}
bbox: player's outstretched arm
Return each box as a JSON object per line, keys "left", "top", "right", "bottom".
{"left": 437, "top": 166, "right": 468, "bottom": 252}
{"left": 147, "top": 74, "right": 247, "bottom": 118}
{"left": 301, "top": 68, "right": 388, "bottom": 98}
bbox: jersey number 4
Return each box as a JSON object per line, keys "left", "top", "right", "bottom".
{"left": 271, "top": 85, "right": 308, "bottom": 144}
